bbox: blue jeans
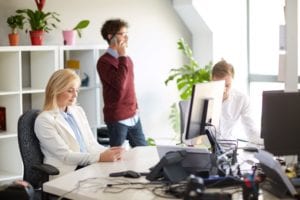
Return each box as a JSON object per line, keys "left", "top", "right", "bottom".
{"left": 106, "top": 119, "right": 147, "bottom": 147}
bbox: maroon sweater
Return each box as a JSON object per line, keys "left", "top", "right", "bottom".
{"left": 97, "top": 52, "right": 138, "bottom": 123}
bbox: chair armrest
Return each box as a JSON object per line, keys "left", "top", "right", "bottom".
{"left": 32, "top": 164, "right": 59, "bottom": 176}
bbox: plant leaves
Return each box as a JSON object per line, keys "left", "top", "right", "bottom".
{"left": 165, "top": 38, "right": 212, "bottom": 100}
{"left": 168, "top": 103, "right": 180, "bottom": 135}
{"left": 73, "top": 20, "right": 90, "bottom": 30}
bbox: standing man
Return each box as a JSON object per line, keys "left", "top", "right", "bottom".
{"left": 211, "top": 59, "right": 261, "bottom": 144}
{"left": 97, "top": 19, "right": 147, "bottom": 147}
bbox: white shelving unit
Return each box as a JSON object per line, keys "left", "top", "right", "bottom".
{"left": 0, "top": 45, "right": 106, "bottom": 183}
{"left": 0, "top": 46, "right": 59, "bottom": 183}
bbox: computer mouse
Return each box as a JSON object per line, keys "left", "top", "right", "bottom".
{"left": 124, "top": 170, "right": 141, "bottom": 178}
{"left": 242, "top": 146, "right": 259, "bottom": 152}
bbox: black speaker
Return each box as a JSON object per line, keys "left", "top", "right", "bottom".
{"left": 146, "top": 150, "right": 189, "bottom": 183}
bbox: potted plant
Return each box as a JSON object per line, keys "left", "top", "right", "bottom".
{"left": 63, "top": 20, "right": 90, "bottom": 45}
{"left": 16, "top": 9, "right": 60, "bottom": 45}
{"left": 165, "top": 38, "right": 212, "bottom": 142}
{"left": 6, "top": 14, "right": 25, "bottom": 46}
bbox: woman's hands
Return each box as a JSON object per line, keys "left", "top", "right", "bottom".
{"left": 99, "top": 146, "right": 125, "bottom": 162}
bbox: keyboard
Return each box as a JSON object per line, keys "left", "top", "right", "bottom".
{"left": 204, "top": 176, "right": 243, "bottom": 188}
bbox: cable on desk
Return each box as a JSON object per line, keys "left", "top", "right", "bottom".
{"left": 57, "top": 177, "right": 107, "bottom": 200}
{"left": 57, "top": 177, "right": 127, "bottom": 200}
{"left": 151, "top": 182, "right": 187, "bottom": 199}
{"left": 103, "top": 180, "right": 190, "bottom": 199}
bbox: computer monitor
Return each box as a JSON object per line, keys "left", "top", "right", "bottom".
{"left": 261, "top": 90, "right": 300, "bottom": 158}
{"left": 183, "top": 80, "right": 225, "bottom": 147}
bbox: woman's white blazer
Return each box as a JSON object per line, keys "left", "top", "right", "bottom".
{"left": 34, "top": 105, "right": 106, "bottom": 178}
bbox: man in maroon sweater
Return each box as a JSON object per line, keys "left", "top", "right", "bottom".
{"left": 97, "top": 19, "right": 147, "bottom": 147}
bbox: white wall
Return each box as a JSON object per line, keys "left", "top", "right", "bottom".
{"left": 0, "top": 0, "right": 191, "bottom": 141}
{"left": 173, "top": 0, "right": 213, "bottom": 67}
{"left": 194, "top": 0, "right": 248, "bottom": 92}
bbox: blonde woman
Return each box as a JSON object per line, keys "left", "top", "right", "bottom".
{"left": 34, "top": 69, "right": 124, "bottom": 179}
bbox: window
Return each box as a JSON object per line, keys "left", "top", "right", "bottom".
{"left": 249, "top": 0, "right": 286, "bottom": 128}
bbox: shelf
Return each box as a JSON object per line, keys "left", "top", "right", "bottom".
{"left": 0, "top": 132, "right": 17, "bottom": 139}
{"left": 22, "top": 88, "right": 45, "bottom": 94}
{"left": 0, "top": 170, "right": 22, "bottom": 182}
{"left": 0, "top": 91, "right": 19, "bottom": 96}
{"left": 79, "top": 86, "right": 98, "bottom": 91}
{"left": 0, "top": 45, "right": 58, "bottom": 52}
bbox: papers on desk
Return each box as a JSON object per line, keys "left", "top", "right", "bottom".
{"left": 255, "top": 150, "right": 297, "bottom": 196}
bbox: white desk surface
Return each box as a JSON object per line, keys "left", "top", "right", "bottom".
{"left": 44, "top": 146, "right": 162, "bottom": 200}
{"left": 43, "top": 146, "right": 290, "bottom": 200}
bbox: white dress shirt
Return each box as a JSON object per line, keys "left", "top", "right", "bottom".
{"left": 217, "top": 89, "right": 261, "bottom": 144}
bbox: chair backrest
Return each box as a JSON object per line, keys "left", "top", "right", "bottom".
{"left": 178, "top": 100, "right": 190, "bottom": 143}
{"left": 17, "top": 109, "right": 46, "bottom": 189}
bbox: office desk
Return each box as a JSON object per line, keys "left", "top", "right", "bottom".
{"left": 43, "top": 146, "right": 288, "bottom": 200}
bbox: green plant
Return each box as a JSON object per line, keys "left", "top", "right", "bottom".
{"left": 146, "top": 137, "right": 156, "bottom": 146}
{"left": 165, "top": 38, "right": 212, "bottom": 141}
{"left": 7, "top": 14, "right": 25, "bottom": 34}
{"left": 169, "top": 103, "right": 180, "bottom": 140}
{"left": 16, "top": 9, "right": 60, "bottom": 32}
{"left": 165, "top": 38, "right": 212, "bottom": 100}
{"left": 73, "top": 20, "right": 90, "bottom": 38}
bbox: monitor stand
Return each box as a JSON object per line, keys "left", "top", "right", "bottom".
{"left": 205, "top": 127, "right": 224, "bottom": 155}
{"left": 205, "top": 127, "right": 238, "bottom": 169}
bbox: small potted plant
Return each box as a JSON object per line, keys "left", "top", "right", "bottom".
{"left": 16, "top": 9, "right": 60, "bottom": 45}
{"left": 63, "top": 20, "right": 90, "bottom": 45}
{"left": 6, "top": 14, "right": 25, "bottom": 46}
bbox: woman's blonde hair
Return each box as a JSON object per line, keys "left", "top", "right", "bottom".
{"left": 43, "top": 69, "right": 80, "bottom": 111}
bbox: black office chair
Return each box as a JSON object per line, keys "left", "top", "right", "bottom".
{"left": 17, "top": 109, "right": 59, "bottom": 200}
{"left": 179, "top": 100, "right": 190, "bottom": 143}
{"left": 97, "top": 126, "right": 130, "bottom": 147}
{"left": 97, "top": 126, "right": 110, "bottom": 146}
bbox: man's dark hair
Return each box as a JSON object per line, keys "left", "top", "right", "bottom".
{"left": 101, "top": 19, "right": 128, "bottom": 44}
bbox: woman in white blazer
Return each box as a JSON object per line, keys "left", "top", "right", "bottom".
{"left": 34, "top": 69, "right": 124, "bottom": 179}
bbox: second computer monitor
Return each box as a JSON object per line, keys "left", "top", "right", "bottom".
{"left": 261, "top": 90, "right": 300, "bottom": 158}
{"left": 183, "top": 80, "right": 225, "bottom": 144}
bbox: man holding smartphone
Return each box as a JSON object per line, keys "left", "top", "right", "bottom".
{"left": 97, "top": 19, "right": 147, "bottom": 147}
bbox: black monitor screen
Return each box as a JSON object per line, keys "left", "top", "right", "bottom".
{"left": 184, "top": 81, "right": 224, "bottom": 144}
{"left": 261, "top": 90, "right": 300, "bottom": 157}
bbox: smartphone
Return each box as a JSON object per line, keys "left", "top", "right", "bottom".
{"left": 110, "top": 36, "right": 118, "bottom": 45}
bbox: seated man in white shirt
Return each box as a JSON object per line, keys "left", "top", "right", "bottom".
{"left": 211, "top": 59, "right": 262, "bottom": 145}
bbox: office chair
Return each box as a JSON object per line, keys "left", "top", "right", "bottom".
{"left": 97, "top": 126, "right": 110, "bottom": 146}
{"left": 17, "top": 109, "right": 59, "bottom": 200}
{"left": 179, "top": 100, "right": 190, "bottom": 143}
{"left": 97, "top": 126, "right": 130, "bottom": 147}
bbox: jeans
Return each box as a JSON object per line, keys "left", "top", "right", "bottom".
{"left": 106, "top": 119, "right": 147, "bottom": 147}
